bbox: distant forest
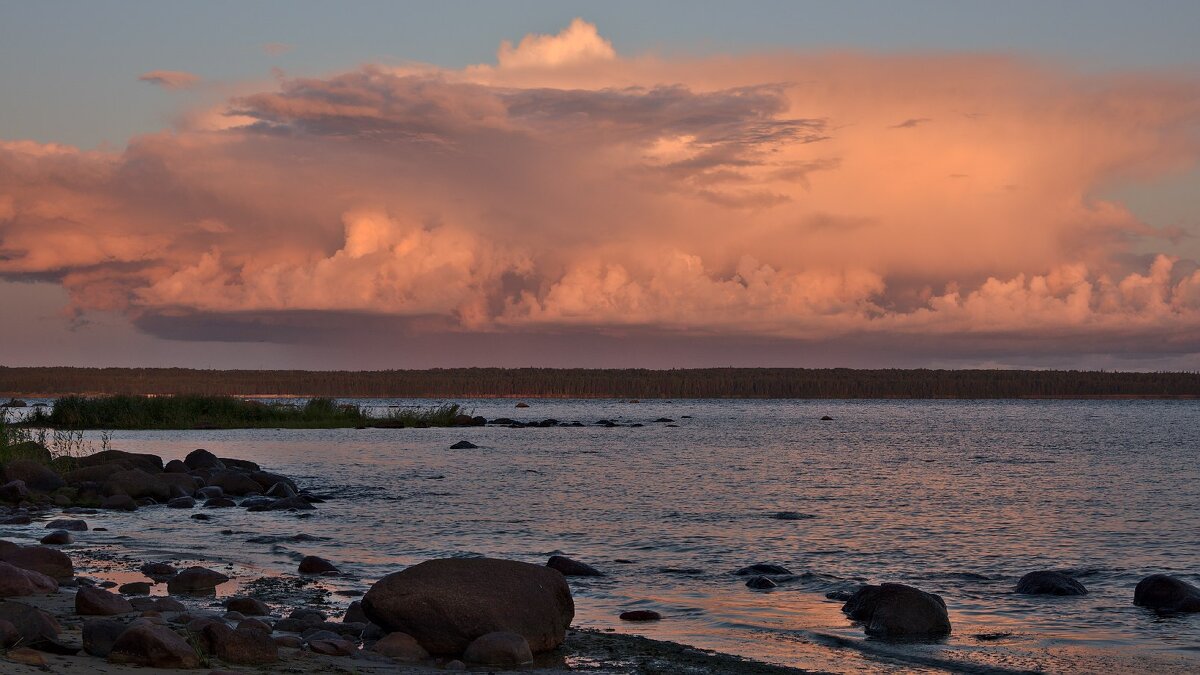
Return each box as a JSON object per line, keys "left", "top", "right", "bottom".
{"left": 1, "top": 367, "right": 1198, "bottom": 399}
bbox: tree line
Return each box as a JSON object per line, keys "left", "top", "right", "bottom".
{"left": 1, "top": 366, "right": 1198, "bottom": 399}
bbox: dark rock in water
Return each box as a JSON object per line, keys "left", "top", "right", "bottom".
{"left": 826, "top": 588, "right": 859, "bottom": 602}
{"left": 1015, "top": 571, "right": 1088, "bottom": 596}
{"left": 309, "top": 637, "right": 355, "bottom": 656}
{"left": 490, "top": 418, "right": 516, "bottom": 425}
{"left": 515, "top": 402, "right": 530, "bottom": 408}
{"left": 771, "top": 511, "right": 815, "bottom": 521}
{"left": 119, "top": 582, "right": 151, "bottom": 595}
{"left": 546, "top": 555, "right": 604, "bottom": 577}
{"left": 108, "top": 620, "right": 200, "bottom": 668}
{"left": 655, "top": 418, "right": 674, "bottom": 423}
{"left": 370, "top": 631, "right": 429, "bottom": 661}
{"left": 820, "top": 415, "right": 834, "bottom": 421}
{"left": 100, "top": 494, "right": 137, "bottom": 511}
{"left": 197, "top": 486, "right": 224, "bottom": 499}
{"left": 167, "top": 496, "right": 196, "bottom": 509}
{"left": 619, "top": 610, "right": 662, "bottom": 621}
{"left": 76, "top": 586, "right": 134, "bottom": 615}
{"left": 104, "top": 469, "right": 170, "bottom": 501}
{"left": 40, "top": 530, "right": 71, "bottom": 545}
{"left": 1134, "top": 574, "right": 1200, "bottom": 613}
{"left": 298, "top": 556, "right": 338, "bottom": 575}
{"left": 167, "top": 566, "right": 229, "bottom": 594}
{"left": 463, "top": 631, "right": 533, "bottom": 666}
{"left": 82, "top": 618, "right": 126, "bottom": 657}
{"left": 450, "top": 440, "right": 479, "bottom": 449}
{"left": 734, "top": 563, "right": 793, "bottom": 576}
{"left": 163, "top": 459, "right": 188, "bottom": 474}
{"left": 240, "top": 496, "right": 274, "bottom": 508}
{"left": 205, "top": 497, "right": 237, "bottom": 508}
{"left": 3, "top": 460, "right": 65, "bottom": 493}
{"left": 361, "top": 557, "right": 573, "bottom": 655}
{"left": 4, "top": 545, "right": 74, "bottom": 581}
{"left": 842, "top": 583, "right": 951, "bottom": 639}
{"left": 139, "top": 562, "right": 177, "bottom": 579}
{"left": 267, "top": 495, "right": 315, "bottom": 511}
{"left": 208, "top": 470, "right": 262, "bottom": 496}
{"left": 250, "top": 471, "right": 297, "bottom": 493}
{"left": 45, "top": 519, "right": 88, "bottom": 532}
{"left": 190, "top": 513, "right": 211, "bottom": 521}
{"left": 745, "top": 576, "right": 778, "bottom": 590}
{"left": 184, "top": 448, "right": 224, "bottom": 471}
{"left": 265, "top": 482, "right": 296, "bottom": 498}
{"left": 220, "top": 457, "right": 261, "bottom": 473}
{"left": 0, "top": 481, "right": 30, "bottom": 504}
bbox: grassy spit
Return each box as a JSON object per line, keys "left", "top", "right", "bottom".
{"left": 15, "top": 395, "right": 466, "bottom": 431}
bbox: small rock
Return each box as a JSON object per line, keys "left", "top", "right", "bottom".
{"left": 546, "top": 555, "right": 604, "bottom": 577}
{"left": 140, "top": 561, "right": 177, "bottom": 579}
{"left": 619, "top": 610, "right": 662, "bottom": 621}
{"left": 771, "top": 511, "right": 815, "bottom": 521}
{"left": 370, "top": 631, "right": 429, "bottom": 661}
{"left": 40, "top": 530, "right": 72, "bottom": 545}
{"left": 226, "top": 596, "right": 271, "bottom": 616}
{"left": 463, "top": 630, "right": 532, "bottom": 666}
{"left": 204, "top": 497, "right": 237, "bottom": 508}
{"left": 45, "top": 518, "right": 88, "bottom": 531}
{"left": 76, "top": 586, "right": 135, "bottom": 615}
{"left": 167, "top": 496, "right": 196, "bottom": 508}
{"left": 746, "top": 576, "right": 778, "bottom": 590}
{"left": 820, "top": 415, "right": 834, "bottom": 421}
{"left": 120, "top": 582, "right": 152, "bottom": 595}
{"left": 449, "top": 440, "right": 479, "bottom": 449}
{"left": 309, "top": 637, "right": 355, "bottom": 655}
{"left": 167, "top": 566, "right": 230, "bottom": 594}
{"left": 734, "top": 563, "right": 792, "bottom": 576}
{"left": 298, "top": 555, "right": 338, "bottom": 574}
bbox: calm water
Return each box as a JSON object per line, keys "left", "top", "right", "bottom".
{"left": 7, "top": 399, "right": 1200, "bottom": 672}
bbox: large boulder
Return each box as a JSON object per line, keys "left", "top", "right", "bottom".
{"left": 75, "top": 450, "right": 164, "bottom": 474}
{"left": 1134, "top": 574, "right": 1200, "bottom": 613}
{"left": 220, "top": 457, "right": 261, "bottom": 472}
{"left": 0, "top": 601, "right": 68, "bottom": 653}
{"left": 250, "top": 471, "right": 297, "bottom": 492}
{"left": 0, "top": 480, "right": 29, "bottom": 503}
{"left": 184, "top": 449, "right": 224, "bottom": 470}
{"left": 166, "top": 566, "right": 229, "bottom": 594}
{"left": 0, "top": 561, "right": 56, "bottom": 597}
{"left": 104, "top": 469, "right": 170, "bottom": 501}
{"left": 108, "top": 620, "right": 200, "bottom": 668}
{"left": 62, "top": 462, "right": 130, "bottom": 485}
{"left": 207, "top": 470, "right": 263, "bottom": 496}
{"left": 2, "top": 460, "right": 65, "bottom": 493}
{"left": 841, "top": 583, "right": 951, "bottom": 639}
{"left": 100, "top": 494, "right": 137, "bottom": 511}
{"left": 158, "top": 472, "right": 200, "bottom": 497}
{"left": 361, "top": 557, "right": 574, "bottom": 655}
{"left": 1, "top": 545, "right": 74, "bottom": 581}
{"left": 1015, "top": 571, "right": 1088, "bottom": 596}
{"left": 225, "top": 597, "right": 270, "bottom": 616}
{"left": 76, "top": 586, "right": 134, "bottom": 615}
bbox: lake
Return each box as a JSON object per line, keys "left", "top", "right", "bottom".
{"left": 5, "top": 398, "right": 1198, "bottom": 672}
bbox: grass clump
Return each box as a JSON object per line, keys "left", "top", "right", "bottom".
{"left": 381, "top": 403, "right": 463, "bottom": 428}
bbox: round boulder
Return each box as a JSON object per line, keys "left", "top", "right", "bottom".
{"left": 2, "top": 545, "right": 74, "bottom": 581}
{"left": 370, "top": 631, "right": 429, "bottom": 661}
{"left": 841, "top": 583, "right": 951, "bottom": 639}
{"left": 1134, "top": 574, "right": 1200, "bottom": 613}
{"left": 1015, "top": 571, "right": 1088, "bottom": 596}
{"left": 166, "top": 566, "right": 230, "bottom": 594}
{"left": 298, "top": 555, "right": 338, "bottom": 575}
{"left": 108, "top": 620, "right": 200, "bottom": 668}
{"left": 76, "top": 586, "right": 135, "bottom": 615}
{"left": 361, "top": 557, "right": 574, "bottom": 655}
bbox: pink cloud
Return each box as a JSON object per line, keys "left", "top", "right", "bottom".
{"left": 3, "top": 20, "right": 1200, "bottom": 360}
{"left": 137, "top": 69, "right": 200, "bottom": 89}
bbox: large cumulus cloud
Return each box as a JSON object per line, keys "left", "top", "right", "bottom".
{"left": 2, "top": 20, "right": 1200, "bottom": 360}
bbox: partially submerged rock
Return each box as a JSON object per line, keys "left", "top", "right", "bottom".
{"left": 1134, "top": 574, "right": 1200, "bottom": 613}
{"left": 298, "top": 555, "right": 338, "bottom": 574}
{"left": 362, "top": 557, "right": 574, "bottom": 655}
{"left": 1015, "top": 571, "right": 1088, "bottom": 596}
{"left": 842, "top": 583, "right": 951, "bottom": 639}
{"left": 547, "top": 555, "right": 604, "bottom": 577}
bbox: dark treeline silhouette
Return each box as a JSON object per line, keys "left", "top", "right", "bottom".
{"left": 1, "top": 367, "right": 1198, "bottom": 399}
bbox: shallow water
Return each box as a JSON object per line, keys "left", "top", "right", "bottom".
{"left": 7, "top": 399, "right": 1200, "bottom": 672}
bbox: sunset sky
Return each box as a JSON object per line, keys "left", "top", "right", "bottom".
{"left": 2, "top": 1, "right": 1199, "bottom": 369}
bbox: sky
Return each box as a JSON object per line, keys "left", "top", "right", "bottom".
{"left": 1, "top": 1, "right": 1199, "bottom": 370}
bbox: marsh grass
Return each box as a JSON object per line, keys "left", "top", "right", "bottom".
{"left": 16, "top": 395, "right": 465, "bottom": 430}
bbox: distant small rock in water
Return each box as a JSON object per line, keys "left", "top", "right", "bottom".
{"left": 450, "top": 440, "right": 479, "bottom": 449}
{"left": 734, "top": 563, "right": 793, "bottom": 576}
{"left": 745, "top": 576, "right": 778, "bottom": 590}
{"left": 655, "top": 418, "right": 674, "bottom": 423}
{"left": 973, "top": 632, "right": 1016, "bottom": 642}
{"left": 515, "top": 402, "right": 530, "bottom": 408}
{"left": 1134, "top": 574, "right": 1200, "bottom": 613}
{"left": 770, "top": 511, "right": 816, "bottom": 521}
{"left": 820, "top": 415, "right": 834, "bottom": 421}
{"left": 1015, "top": 571, "right": 1088, "bottom": 596}
{"left": 619, "top": 609, "right": 661, "bottom": 621}
{"left": 546, "top": 555, "right": 604, "bottom": 577}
